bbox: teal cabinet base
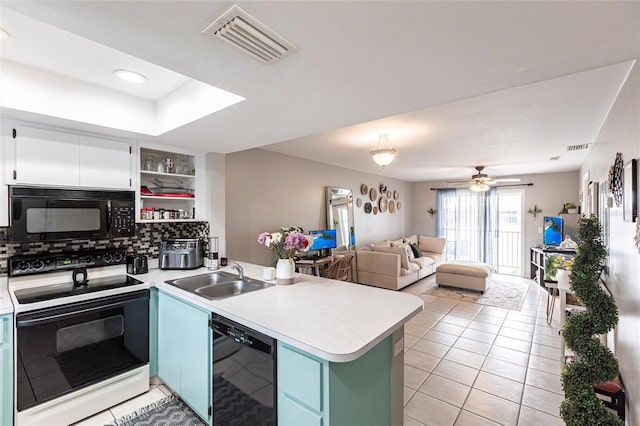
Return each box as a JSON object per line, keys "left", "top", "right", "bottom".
{"left": 1, "top": 313, "right": 14, "bottom": 426}
{"left": 157, "top": 291, "right": 212, "bottom": 425}
{"left": 278, "top": 337, "right": 392, "bottom": 426}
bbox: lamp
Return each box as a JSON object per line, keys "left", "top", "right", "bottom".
{"left": 369, "top": 134, "right": 397, "bottom": 167}
{"left": 470, "top": 181, "right": 490, "bottom": 192}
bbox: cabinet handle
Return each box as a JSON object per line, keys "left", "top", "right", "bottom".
{"left": 12, "top": 170, "right": 16, "bottom": 180}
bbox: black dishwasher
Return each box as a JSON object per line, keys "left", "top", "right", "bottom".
{"left": 211, "top": 314, "right": 276, "bottom": 426}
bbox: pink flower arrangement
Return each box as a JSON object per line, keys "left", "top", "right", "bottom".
{"left": 258, "top": 226, "right": 311, "bottom": 260}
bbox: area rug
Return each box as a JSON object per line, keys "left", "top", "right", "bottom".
{"left": 422, "top": 279, "right": 530, "bottom": 311}
{"left": 110, "top": 375, "right": 273, "bottom": 426}
{"left": 110, "top": 395, "right": 205, "bottom": 426}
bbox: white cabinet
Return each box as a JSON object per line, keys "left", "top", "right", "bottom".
{"left": 6, "top": 125, "right": 132, "bottom": 190}
{"left": 12, "top": 126, "right": 80, "bottom": 186}
{"left": 79, "top": 136, "right": 132, "bottom": 189}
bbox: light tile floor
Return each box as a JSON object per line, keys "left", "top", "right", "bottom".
{"left": 401, "top": 273, "right": 566, "bottom": 426}
{"left": 76, "top": 273, "right": 565, "bottom": 426}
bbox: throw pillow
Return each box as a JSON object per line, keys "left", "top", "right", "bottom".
{"left": 409, "top": 242, "right": 423, "bottom": 258}
{"left": 404, "top": 243, "right": 415, "bottom": 260}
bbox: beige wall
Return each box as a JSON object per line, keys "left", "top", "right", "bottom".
{"left": 226, "top": 148, "right": 412, "bottom": 266}
{"left": 410, "top": 171, "right": 580, "bottom": 271}
{"left": 580, "top": 63, "right": 639, "bottom": 425}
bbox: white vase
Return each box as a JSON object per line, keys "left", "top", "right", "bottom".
{"left": 276, "top": 258, "right": 295, "bottom": 285}
{"left": 556, "top": 269, "right": 570, "bottom": 291}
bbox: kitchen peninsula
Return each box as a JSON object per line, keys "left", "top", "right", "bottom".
{"left": 143, "top": 262, "right": 423, "bottom": 426}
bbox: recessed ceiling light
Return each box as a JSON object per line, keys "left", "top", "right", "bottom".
{"left": 113, "top": 69, "right": 148, "bottom": 84}
{"left": 0, "top": 28, "right": 10, "bottom": 40}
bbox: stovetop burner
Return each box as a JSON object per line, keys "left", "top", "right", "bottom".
{"left": 14, "top": 275, "right": 143, "bottom": 304}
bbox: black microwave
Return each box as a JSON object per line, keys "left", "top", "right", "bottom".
{"left": 9, "top": 186, "right": 135, "bottom": 243}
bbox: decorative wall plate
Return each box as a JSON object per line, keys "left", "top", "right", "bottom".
{"left": 379, "top": 197, "right": 388, "bottom": 213}
{"left": 397, "top": 202, "right": 402, "bottom": 210}
{"left": 373, "top": 206, "right": 379, "bottom": 215}
{"left": 379, "top": 184, "right": 387, "bottom": 193}
{"left": 364, "top": 202, "right": 372, "bottom": 214}
{"left": 393, "top": 190, "right": 399, "bottom": 200}
{"left": 360, "top": 184, "right": 368, "bottom": 196}
{"left": 609, "top": 152, "right": 623, "bottom": 207}
{"left": 389, "top": 200, "right": 396, "bottom": 213}
{"left": 386, "top": 190, "right": 392, "bottom": 199}
{"left": 356, "top": 198, "right": 362, "bottom": 208}
{"left": 369, "top": 187, "right": 378, "bottom": 201}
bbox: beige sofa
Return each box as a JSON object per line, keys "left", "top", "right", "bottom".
{"left": 355, "top": 235, "right": 446, "bottom": 290}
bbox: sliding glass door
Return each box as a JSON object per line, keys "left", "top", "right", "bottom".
{"left": 437, "top": 188, "right": 523, "bottom": 276}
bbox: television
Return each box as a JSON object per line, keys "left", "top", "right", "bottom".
{"left": 543, "top": 216, "right": 563, "bottom": 246}
{"left": 309, "top": 229, "right": 337, "bottom": 253}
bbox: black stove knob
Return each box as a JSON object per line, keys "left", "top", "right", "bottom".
{"left": 112, "top": 252, "right": 123, "bottom": 263}
{"left": 31, "top": 260, "right": 44, "bottom": 270}
{"left": 17, "top": 261, "right": 30, "bottom": 271}
{"left": 80, "top": 256, "right": 93, "bottom": 265}
{"left": 102, "top": 253, "right": 113, "bottom": 263}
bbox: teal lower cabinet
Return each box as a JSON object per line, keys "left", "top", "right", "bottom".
{"left": 149, "top": 288, "right": 158, "bottom": 377}
{"left": 0, "top": 313, "right": 13, "bottom": 426}
{"left": 157, "top": 291, "right": 212, "bottom": 424}
{"left": 278, "top": 336, "right": 392, "bottom": 426}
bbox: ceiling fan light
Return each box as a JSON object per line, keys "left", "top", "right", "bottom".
{"left": 470, "top": 181, "right": 490, "bottom": 192}
{"left": 369, "top": 134, "right": 397, "bottom": 167}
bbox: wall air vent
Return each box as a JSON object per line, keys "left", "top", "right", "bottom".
{"left": 566, "top": 143, "right": 591, "bottom": 152}
{"left": 202, "top": 5, "right": 298, "bottom": 64}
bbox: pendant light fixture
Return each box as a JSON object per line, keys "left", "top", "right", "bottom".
{"left": 369, "top": 134, "right": 397, "bottom": 167}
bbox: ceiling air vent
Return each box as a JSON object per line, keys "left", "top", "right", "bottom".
{"left": 202, "top": 5, "right": 298, "bottom": 64}
{"left": 566, "top": 143, "right": 591, "bottom": 152}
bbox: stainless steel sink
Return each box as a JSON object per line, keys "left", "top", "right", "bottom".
{"left": 195, "top": 279, "right": 272, "bottom": 300}
{"left": 165, "top": 271, "right": 273, "bottom": 300}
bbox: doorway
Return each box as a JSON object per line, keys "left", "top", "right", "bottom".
{"left": 496, "top": 189, "right": 523, "bottom": 275}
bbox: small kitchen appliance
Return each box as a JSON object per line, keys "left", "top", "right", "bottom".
{"left": 126, "top": 254, "right": 149, "bottom": 275}
{"left": 159, "top": 238, "right": 204, "bottom": 270}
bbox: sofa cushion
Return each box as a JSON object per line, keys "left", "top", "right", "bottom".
{"left": 401, "top": 262, "right": 420, "bottom": 276}
{"left": 410, "top": 256, "right": 435, "bottom": 268}
{"left": 436, "top": 261, "right": 491, "bottom": 278}
{"left": 373, "top": 245, "right": 410, "bottom": 270}
{"left": 419, "top": 236, "right": 446, "bottom": 254}
{"left": 424, "top": 253, "right": 444, "bottom": 265}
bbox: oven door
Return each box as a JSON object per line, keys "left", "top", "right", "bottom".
{"left": 15, "top": 290, "right": 150, "bottom": 411}
{"left": 10, "top": 195, "right": 110, "bottom": 242}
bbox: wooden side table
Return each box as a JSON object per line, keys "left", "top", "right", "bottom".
{"left": 295, "top": 256, "right": 333, "bottom": 276}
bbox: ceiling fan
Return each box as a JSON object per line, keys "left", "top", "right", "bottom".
{"left": 446, "top": 166, "right": 521, "bottom": 192}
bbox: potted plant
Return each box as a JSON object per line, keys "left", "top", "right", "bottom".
{"left": 527, "top": 204, "right": 542, "bottom": 218}
{"left": 560, "top": 202, "right": 578, "bottom": 214}
{"left": 560, "top": 215, "right": 622, "bottom": 425}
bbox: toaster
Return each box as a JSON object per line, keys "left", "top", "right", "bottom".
{"left": 159, "top": 238, "right": 204, "bottom": 270}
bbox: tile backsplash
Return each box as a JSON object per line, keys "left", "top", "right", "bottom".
{"left": 0, "top": 221, "right": 209, "bottom": 276}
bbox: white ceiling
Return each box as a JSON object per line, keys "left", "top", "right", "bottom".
{"left": 1, "top": 1, "right": 639, "bottom": 182}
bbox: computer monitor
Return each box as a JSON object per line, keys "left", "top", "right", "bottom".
{"left": 543, "top": 216, "right": 563, "bottom": 246}
{"left": 309, "top": 229, "right": 337, "bottom": 254}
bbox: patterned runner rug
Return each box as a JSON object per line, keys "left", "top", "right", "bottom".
{"left": 111, "top": 395, "right": 204, "bottom": 426}
{"left": 422, "top": 279, "right": 531, "bottom": 311}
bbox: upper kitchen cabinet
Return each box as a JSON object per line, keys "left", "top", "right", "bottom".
{"left": 6, "top": 125, "right": 133, "bottom": 190}
{"left": 138, "top": 146, "right": 205, "bottom": 222}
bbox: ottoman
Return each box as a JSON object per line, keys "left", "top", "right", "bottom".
{"left": 436, "top": 261, "right": 492, "bottom": 294}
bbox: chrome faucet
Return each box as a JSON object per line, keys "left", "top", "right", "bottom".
{"left": 232, "top": 263, "right": 244, "bottom": 280}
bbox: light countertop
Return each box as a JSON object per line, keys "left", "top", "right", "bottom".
{"left": 139, "top": 261, "right": 423, "bottom": 362}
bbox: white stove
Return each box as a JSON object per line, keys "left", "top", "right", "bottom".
{"left": 8, "top": 249, "right": 151, "bottom": 425}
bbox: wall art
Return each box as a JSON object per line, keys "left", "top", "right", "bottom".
{"left": 623, "top": 158, "right": 637, "bottom": 222}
